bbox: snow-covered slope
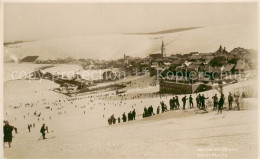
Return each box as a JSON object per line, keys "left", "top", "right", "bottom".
{"left": 4, "top": 24, "right": 258, "bottom": 61}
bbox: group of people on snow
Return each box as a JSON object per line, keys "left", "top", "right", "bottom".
{"left": 108, "top": 91, "right": 246, "bottom": 125}
{"left": 108, "top": 109, "right": 136, "bottom": 125}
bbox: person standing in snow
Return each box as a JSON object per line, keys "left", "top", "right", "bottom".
{"left": 218, "top": 94, "right": 225, "bottom": 114}
{"left": 175, "top": 96, "right": 180, "bottom": 109}
{"left": 234, "top": 94, "right": 240, "bottom": 110}
{"left": 40, "top": 124, "right": 46, "bottom": 139}
{"left": 3, "top": 121, "right": 14, "bottom": 147}
{"left": 28, "top": 124, "right": 31, "bottom": 132}
{"left": 189, "top": 95, "right": 194, "bottom": 109}
{"left": 228, "top": 92, "right": 233, "bottom": 110}
{"left": 200, "top": 94, "right": 209, "bottom": 110}
{"left": 157, "top": 106, "right": 160, "bottom": 114}
{"left": 132, "top": 109, "right": 136, "bottom": 120}
{"left": 122, "top": 112, "right": 127, "bottom": 122}
{"left": 212, "top": 94, "right": 218, "bottom": 111}
{"left": 182, "top": 96, "right": 188, "bottom": 110}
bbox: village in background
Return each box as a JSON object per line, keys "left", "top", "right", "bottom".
{"left": 4, "top": 40, "right": 257, "bottom": 96}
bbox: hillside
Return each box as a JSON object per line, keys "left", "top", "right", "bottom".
{"left": 4, "top": 102, "right": 258, "bottom": 158}
{"left": 3, "top": 63, "right": 258, "bottom": 158}
{"left": 4, "top": 24, "right": 257, "bottom": 61}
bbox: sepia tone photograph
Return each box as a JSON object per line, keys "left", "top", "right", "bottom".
{"left": 1, "top": 1, "right": 259, "bottom": 158}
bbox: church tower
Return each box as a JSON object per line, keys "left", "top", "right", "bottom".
{"left": 161, "top": 40, "right": 166, "bottom": 57}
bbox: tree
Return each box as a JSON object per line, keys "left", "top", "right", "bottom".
{"left": 228, "top": 58, "right": 238, "bottom": 64}
{"left": 210, "top": 56, "right": 227, "bottom": 67}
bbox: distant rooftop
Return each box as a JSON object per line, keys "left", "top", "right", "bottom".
{"left": 20, "top": 56, "right": 39, "bottom": 62}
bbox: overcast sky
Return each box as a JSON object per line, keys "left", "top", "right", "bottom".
{"left": 4, "top": 3, "right": 258, "bottom": 42}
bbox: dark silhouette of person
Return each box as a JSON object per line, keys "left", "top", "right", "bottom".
{"left": 122, "top": 113, "right": 127, "bottom": 122}
{"left": 3, "top": 121, "right": 14, "bottom": 147}
{"left": 40, "top": 124, "right": 46, "bottom": 139}
{"left": 157, "top": 106, "right": 160, "bottom": 114}
{"left": 132, "top": 109, "right": 136, "bottom": 120}
{"left": 28, "top": 124, "right": 31, "bottom": 132}
{"left": 196, "top": 94, "right": 201, "bottom": 108}
{"left": 189, "top": 95, "right": 194, "bottom": 108}
{"left": 218, "top": 94, "right": 225, "bottom": 114}
{"left": 234, "top": 94, "right": 240, "bottom": 110}
{"left": 150, "top": 106, "right": 154, "bottom": 115}
{"left": 175, "top": 96, "right": 180, "bottom": 109}
{"left": 160, "top": 102, "right": 165, "bottom": 113}
{"left": 228, "top": 92, "right": 233, "bottom": 110}
{"left": 128, "top": 111, "right": 132, "bottom": 121}
{"left": 212, "top": 94, "right": 218, "bottom": 111}
{"left": 172, "top": 97, "right": 176, "bottom": 110}
{"left": 182, "top": 96, "right": 188, "bottom": 109}
{"left": 169, "top": 98, "right": 173, "bottom": 110}
{"left": 143, "top": 107, "right": 148, "bottom": 117}
{"left": 200, "top": 94, "right": 209, "bottom": 110}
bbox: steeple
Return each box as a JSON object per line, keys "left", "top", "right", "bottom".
{"left": 161, "top": 40, "right": 166, "bottom": 57}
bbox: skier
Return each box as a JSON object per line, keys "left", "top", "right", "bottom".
{"left": 212, "top": 94, "right": 218, "bottom": 111}
{"left": 160, "top": 102, "right": 165, "bottom": 113}
{"left": 122, "top": 112, "right": 127, "bottom": 122}
{"left": 128, "top": 111, "right": 132, "bottom": 121}
{"left": 200, "top": 94, "right": 209, "bottom": 110}
{"left": 196, "top": 94, "right": 200, "bottom": 108}
{"left": 157, "top": 106, "right": 160, "bottom": 114}
{"left": 234, "top": 94, "right": 240, "bottom": 110}
{"left": 218, "top": 94, "right": 225, "bottom": 114}
{"left": 28, "top": 124, "right": 31, "bottom": 132}
{"left": 175, "top": 96, "right": 180, "bottom": 109}
{"left": 3, "top": 121, "right": 14, "bottom": 147}
{"left": 40, "top": 124, "right": 46, "bottom": 139}
{"left": 172, "top": 97, "right": 176, "bottom": 110}
{"left": 182, "top": 96, "right": 188, "bottom": 109}
{"left": 132, "top": 109, "right": 136, "bottom": 120}
{"left": 189, "top": 95, "right": 194, "bottom": 109}
{"left": 228, "top": 92, "right": 233, "bottom": 110}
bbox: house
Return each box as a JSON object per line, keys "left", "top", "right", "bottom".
{"left": 235, "top": 59, "right": 250, "bottom": 72}
{"left": 227, "top": 54, "right": 236, "bottom": 61}
{"left": 202, "top": 59, "right": 211, "bottom": 65}
{"left": 183, "top": 60, "right": 193, "bottom": 67}
{"left": 169, "top": 55, "right": 178, "bottom": 60}
{"left": 159, "top": 79, "right": 210, "bottom": 94}
{"left": 203, "top": 64, "right": 214, "bottom": 72}
{"left": 223, "top": 64, "right": 235, "bottom": 73}
{"left": 175, "top": 65, "right": 185, "bottom": 72}
{"left": 192, "top": 60, "right": 203, "bottom": 65}
{"left": 188, "top": 55, "right": 202, "bottom": 61}
{"left": 186, "top": 64, "right": 200, "bottom": 72}
{"left": 150, "top": 65, "right": 164, "bottom": 77}
{"left": 149, "top": 53, "right": 163, "bottom": 60}
{"left": 201, "top": 55, "right": 214, "bottom": 61}
{"left": 171, "top": 59, "right": 185, "bottom": 66}
{"left": 20, "top": 56, "right": 39, "bottom": 62}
